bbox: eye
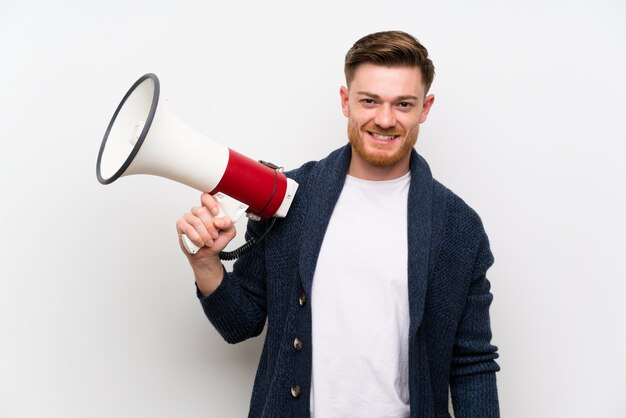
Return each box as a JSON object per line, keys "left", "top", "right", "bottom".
{"left": 360, "top": 98, "right": 376, "bottom": 106}
{"left": 398, "top": 101, "right": 415, "bottom": 109}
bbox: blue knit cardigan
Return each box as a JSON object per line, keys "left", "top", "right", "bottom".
{"left": 199, "top": 145, "right": 500, "bottom": 417}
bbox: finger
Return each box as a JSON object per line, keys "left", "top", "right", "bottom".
{"left": 183, "top": 212, "right": 213, "bottom": 246}
{"left": 177, "top": 221, "right": 204, "bottom": 248}
{"left": 201, "top": 193, "right": 221, "bottom": 217}
{"left": 212, "top": 217, "right": 238, "bottom": 250}
{"left": 191, "top": 206, "right": 218, "bottom": 239}
{"left": 175, "top": 218, "right": 185, "bottom": 236}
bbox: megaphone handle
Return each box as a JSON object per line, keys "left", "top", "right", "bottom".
{"left": 181, "top": 193, "right": 248, "bottom": 255}
{"left": 181, "top": 234, "right": 202, "bottom": 254}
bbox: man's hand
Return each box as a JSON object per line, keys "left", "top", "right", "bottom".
{"left": 176, "top": 193, "right": 237, "bottom": 296}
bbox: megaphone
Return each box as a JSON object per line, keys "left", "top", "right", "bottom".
{"left": 96, "top": 73, "right": 299, "bottom": 257}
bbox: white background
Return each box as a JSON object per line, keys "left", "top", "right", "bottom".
{"left": 1, "top": 0, "right": 625, "bottom": 417}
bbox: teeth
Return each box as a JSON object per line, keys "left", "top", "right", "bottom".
{"left": 371, "top": 132, "right": 396, "bottom": 141}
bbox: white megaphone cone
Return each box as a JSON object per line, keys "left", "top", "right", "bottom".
{"left": 96, "top": 73, "right": 298, "bottom": 257}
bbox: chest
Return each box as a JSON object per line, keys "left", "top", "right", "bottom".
{"left": 312, "top": 176, "right": 410, "bottom": 313}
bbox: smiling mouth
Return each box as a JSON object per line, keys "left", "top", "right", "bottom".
{"left": 368, "top": 131, "right": 399, "bottom": 141}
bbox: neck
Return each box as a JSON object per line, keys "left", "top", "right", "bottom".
{"left": 347, "top": 151, "right": 411, "bottom": 181}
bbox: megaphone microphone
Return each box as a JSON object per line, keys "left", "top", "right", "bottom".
{"left": 96, "top": 73, "right": 298, "bottom": 259}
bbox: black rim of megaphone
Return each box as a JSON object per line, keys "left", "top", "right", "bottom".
{"left": 96, "top": 73, "right": 160, "bottom": 184}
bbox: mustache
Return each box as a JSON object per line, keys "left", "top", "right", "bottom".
{"left": 362, "top": 124, "right": 404, "bottom": 136}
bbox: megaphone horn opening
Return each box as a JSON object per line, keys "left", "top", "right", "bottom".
{"left": 96, "top": 73, "right": 160, "bottom": 185}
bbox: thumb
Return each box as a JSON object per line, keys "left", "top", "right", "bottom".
{"left": 212, "top": 217, "right": 237, "bottom": 249}
{"left": 213, "top": 216, "right": 234, "bottom": 232}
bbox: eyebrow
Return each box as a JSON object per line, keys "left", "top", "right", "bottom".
{"left": 356, "top": 91, "right": 419, "bottom": 101}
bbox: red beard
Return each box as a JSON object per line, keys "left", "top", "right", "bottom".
{"left": 347, "top": 121, "right": 418, "bottom": 167}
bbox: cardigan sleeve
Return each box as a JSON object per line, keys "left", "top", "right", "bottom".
{"left": 195, "top": 162, "right": 315, "bottom": 345}
{"left": 450, "top": 232, "right": 501, "bottom": 418}
{"left": 196, "top": 220, "right": 269, "bottom": 344}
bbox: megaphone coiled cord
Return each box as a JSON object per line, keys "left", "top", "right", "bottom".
{"left": 219, "top": 217, "right": 277, "bottom": 261}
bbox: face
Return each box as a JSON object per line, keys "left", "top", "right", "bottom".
{"left": 340, "top": 63, "right": 434, "bottom": 180}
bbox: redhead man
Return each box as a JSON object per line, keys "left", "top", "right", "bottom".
{"left": 177, "top": 31, "right": 500, "bottom": 418}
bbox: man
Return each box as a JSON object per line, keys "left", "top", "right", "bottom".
{"left": 176, "top": 31, "right": 500, "bottom": 418}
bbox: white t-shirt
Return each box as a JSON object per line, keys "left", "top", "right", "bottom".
{"left": 310, "top": 173, "right": 411, "bottom": 418}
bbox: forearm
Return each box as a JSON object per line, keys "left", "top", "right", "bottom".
{"left": 450, "top": 372, "right": 499, "bottom": 418}
{"left": 192, "top": 257, "right": 225, "bottom": 297}
{"left": 450, "top": 273, "right": 499, "bottom": 377}
{"left": 198, "top": 270, "right": 267, "bottom": 344}
{"left": 450, "top": 231, "right": 500, "bottom": 416}
{"left": 196, "top": 225, "right": 269, "bottom": 344}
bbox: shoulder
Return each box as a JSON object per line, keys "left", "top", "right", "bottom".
{"left": 433, "top": 180, "right": 485, "bottom": 233}
{"left": 285, "top": 160, "right": 318, "bottom": 185}
{"left": 284, "top": 146, "right": 350, "bottom": 200}
{"left": 285, "top": 146, "right": 347, "bottom": 182}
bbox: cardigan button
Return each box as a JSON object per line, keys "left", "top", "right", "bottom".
{"left": 298, "top": 293, "right": 306, "bottom": 307}
{"left": 293, "top": 337, "right": 303, "bottom": 351}
{"left": 290, "top": 384, "right": 301, "bottom": 398}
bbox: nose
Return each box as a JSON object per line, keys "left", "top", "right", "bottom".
{"left": 374, "top": 104, "right": 396, "bottom": 129}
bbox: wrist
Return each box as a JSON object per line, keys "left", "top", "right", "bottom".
{"left": 192, "top": 258, "right": 225, "bottom": 297}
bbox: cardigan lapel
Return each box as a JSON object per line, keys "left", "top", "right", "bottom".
{"left": 407, "top": 150, "right": 434, "bottom": 334}
{"left": 298, "top": 145, "right": 351, "bottom": 296}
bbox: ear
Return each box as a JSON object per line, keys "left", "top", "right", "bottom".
{"left": 340, "top": 86, "right": 350, "bottom": 117}
{"left": 419, "top": 94, "right": 435, "bottom": 124}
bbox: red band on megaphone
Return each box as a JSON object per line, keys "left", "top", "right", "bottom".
{"left": 210, "top": 149, "right": 288, "bottom": 220}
